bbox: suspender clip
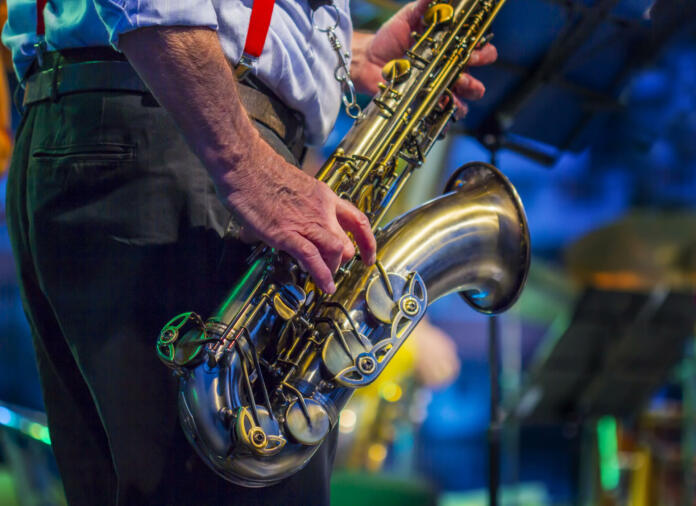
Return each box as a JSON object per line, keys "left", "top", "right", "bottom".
{"left": 235, "top": 53, "right": 257, "bottom": 81}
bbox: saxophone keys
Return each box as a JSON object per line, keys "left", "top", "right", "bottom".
{"left": 272, "top": 284, "right": 307, "bottom": 320}
{"left": 235, "top": 406, "right": 286, "bottom": 456}
{"left": 158, "top": 311, "right": 205, "bottom": 344}
{"left": 321, "top": 327, "right": 371, "bottom": 384}
{"left": 381, "top": 59, "right": 412, "bottom": 84}
{"left": 424, "top": 3, "right": 454, "bottom": 26}
{"left": 156, "top": 311, "right": 207, "bottom": 368}
{"left": 365, "top": 271, "right": 409, "bottom": 324}
{"left": 285, "top": 399, "right": 330, "bottom": 446}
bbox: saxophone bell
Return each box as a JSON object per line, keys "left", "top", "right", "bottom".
{"left": 442, "top": 161, "right": 531, "bottom": 313}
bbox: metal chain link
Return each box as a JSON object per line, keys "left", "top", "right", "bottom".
{"left": 312, "top": 4, "right": 363, "bottom": 119}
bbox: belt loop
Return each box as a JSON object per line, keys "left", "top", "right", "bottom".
{"left": 34, "top": 40, "right": 46, "bottom": 68}
{"left": 50, "top": 56, "right": 60, "bottom": 102}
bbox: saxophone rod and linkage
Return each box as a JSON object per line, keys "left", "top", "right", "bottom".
{"left": 318, "top": 0, "right": 507, "bottom": 227}
{"left": 376, "top": 0, "right": 506, "bottom": 165}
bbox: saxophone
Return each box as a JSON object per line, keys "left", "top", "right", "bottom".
{"left": 156, "top": 0, "right": 529, "bottom": 487}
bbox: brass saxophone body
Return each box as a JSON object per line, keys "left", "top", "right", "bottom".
{"left": 157, "top": 0, "right": 529, "bottom": 487}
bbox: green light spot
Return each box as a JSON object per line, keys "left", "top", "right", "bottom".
{"left": 39, "top": 427, "right": 52, "bottom": 445}
{"left": 26, "top": 421, "right": 52, "bottom": 445}
{"left": 0, "top": 405, "right": 52, "bottom": 446}
{"left": 597, "top": 416, "right": 620, "bottom": 491}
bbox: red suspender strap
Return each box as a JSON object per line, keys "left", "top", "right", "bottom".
{"left": 236, "top": 0, "right": 276, "bottom": 78}
{"left": 36, "top": 0, "right": 47, "bottom": 36}
{"left": 243, "top": 0, "right": 276, "bottom": 59}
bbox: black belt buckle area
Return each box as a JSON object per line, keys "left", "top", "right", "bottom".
{"left": 22, "top": 56, "right": 307, "bottom": 158}
{"left": 23, "top": 60, "right": 149, "bottom": 107}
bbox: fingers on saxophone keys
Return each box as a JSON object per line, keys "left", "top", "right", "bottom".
{"left": 325, "top": 215, "right": 355, "bottom": 267}
{"left": 468, "top": 43, "right": 498, "bottom": 66}
{"left": 285, "top": 233, "right": 337, "bottom": 294}
{"left": 325, "top": 220, "right": 355, "bottom": 270}
{"left": 335, "top": 198, "right": 377, "bottom": 266}
{"left": 339, "top": 231, "right": 356, "bottom": 264}
{"left": 453, "top": 73, "right": 486, "bottom": 101}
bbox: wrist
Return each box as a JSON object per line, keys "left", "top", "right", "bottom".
{"left": 205, "top": 128, "right": 266, "bottom": 195}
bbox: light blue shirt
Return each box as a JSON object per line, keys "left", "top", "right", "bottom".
{"left": 2, "top": 0, "right": 353, "bottom": 144}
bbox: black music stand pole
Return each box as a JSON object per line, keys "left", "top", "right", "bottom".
{"left": 488, "top": 314, "right": 501, "bottom": 506}
{"left": 486, "top": 142, "right": 502, "bottom": 506}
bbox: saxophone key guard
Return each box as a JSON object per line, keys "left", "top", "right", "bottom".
{"left": 322, "top": 270, "right": 427, "bottom": 387}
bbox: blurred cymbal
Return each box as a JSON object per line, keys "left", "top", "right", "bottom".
{"left": 565, "top": 211, "right": 696, "bottom": 291}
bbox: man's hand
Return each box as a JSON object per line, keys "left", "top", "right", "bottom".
{"left": 351, "top": 0, "right": 498, "bottom": 117}
{"left": 120, "top": 27, "right": 376, "bottom": 294}
{"left": 219, "top": 139, "right": 376, "bottom": 294}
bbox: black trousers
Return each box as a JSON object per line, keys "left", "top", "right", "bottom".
{"left": 6, "top": 89, "right": 336, "bottom": 505}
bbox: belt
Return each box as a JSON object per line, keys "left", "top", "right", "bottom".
{"left": 22, "top": 49, "right": 307, "bottom": 161}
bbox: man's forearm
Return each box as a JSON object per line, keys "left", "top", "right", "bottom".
{"left": 118, "top": 25, "right": 377, "bottom": 292}
{"left": 119, "top": 26, "right": 259, "bottom": 188}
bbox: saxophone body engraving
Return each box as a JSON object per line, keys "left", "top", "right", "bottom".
{"left": 157, "top": 0, "right": 530, "bottom": 487}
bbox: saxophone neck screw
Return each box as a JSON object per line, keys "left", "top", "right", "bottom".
{"left": 357, "top": 355, "right": 376, "bottom": 375}
{"left": 401, "top": 296, "right": 420, "bottom": 316}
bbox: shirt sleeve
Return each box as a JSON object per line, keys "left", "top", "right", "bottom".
{"left": 92, "top": 0, "right": 219, "bottom": 48}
